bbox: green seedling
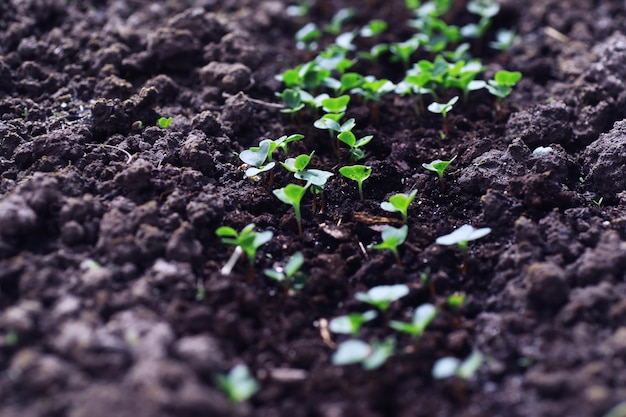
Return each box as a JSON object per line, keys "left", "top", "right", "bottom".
{"left": 296, "top": 22, "right": 321, "bottom": 51}
{"left": 445, "top": 60, "right": 485, "bottom": 103}
{"left": 339, "top": 165, "right": 372, "bottom": 201}
{"left": 322, "top": 95, "right": 350, "bottom": 114}
{"left": 462, "top": 0, "right": 500, "bottom": 40}
{"left": 279, "top": 88, "right": 305, "bottom": 114}
{"left": 436, "top": 224, "right": 491, "bottom": 275}
{"left": 217, "top": 364, "right": 260, "bottom": 404}
{"left": 428, "top": 95, "right": 458, "bottom": 137}
{"left": 370, "top": 225, "right": 409, "bottom": 267}
{"left": 239, "top": 140, "right": 276, "bottom": 182}
{"left": 390, "top": 37, "right": 421, "bottom": 69}
{"left": 350, "top": 76, "right": 395, "bottom": 123}
{"left": 332, "top": 337, "right": 395, "bottom": 370}
{"left": 380, "top": 190, "right": 417, "bottom": 223}
{"left": 316, "top": 45, "right": 355, "bottom": 75}
{"left": 485, "top": 70, "right": 522, "bottom": 116}
{"left": 355, "top": 284, "right": 410, "bottom": 314}
{"left": 422, "top": 155, "right": 457, "bottom": 191}
{"left": 157, "top": 116, "right": 173, "bottom": 129}
{"left": 338, "top": 72, "right": 364, "bottom": 94}
{"left": 359, "top": 43, "right": 390, "bottom": 62}
{"left": 216, "top": 223, "right": 273, "bottom": 283}
{"left": 329, "top": 310, "right": 378, "bottom": 337}
{"left": 360, "top": 19, "right": 388, "bottom": 37}
{"left": 390, "top": 303, "right": 437, "bottom": 340}
{"left": 324, "top": 8, "right": 356, "bottom": 34}
{"left": 420, "top": 267, "right": 435, "bottom": 296}
{"left": 277, "top": 61, "right": 330, "bottom": 91}
{"left": 337, "top": 130, "right": 373, "bottom": 161}
{"left": 432, "top": 350, "right": 484, "bottom": 380}
{"left": 314, "top": 116, "right": 356, "bottom": 155}
{"left": 273, "top": 183, "right": 309, "bottom": 236}
{"left": 447, "top": 292, "right": 466, "bottom": 310}
{"left": 295, "top": 169, "right": 334, "bottom": 213}
{"left": 264, "top": 251, "right": 306, "bottom": 291}
{"left": 281, "top": 152, "right": 314, "bottom": 173}
{"left": 592, "top": 196, "right": 604, "bottom": 208}
{"left": 490, "top": 29, "right": 519, "bottom": 52}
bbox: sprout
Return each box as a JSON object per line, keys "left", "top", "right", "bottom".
{"left": 324, "top": 8, "right": 356, "bottom": 35}
{"left": 296, "top": 22, "right": 321, "bottom": 51}
{"left": 355, "top": 284, "right": 409, "bottom": 313}
{"left": 295, "top": 169, "right": 334, "bottom": 213}
{"left": 337, "top": 130, "right": 373, "bottom": 161}
{"left": 157, "top": 116, "right": 173, "bottom": 129}
{"left": 339, "top": 165, "right": 372, "bottom": 201}
{"left": 490, "top": 29, "right": 519, "bottom": 52}
{"left": 360, "top": 19, "right": 388, "bottom": 37}
{"left": 332, "top": 337, "right": 395, "bottom": 370}
{"left": 447, "top": 292, "right": 466, "bottom": 310}
{"left": 279, "top": 88, "right": 305, "bottom": 114}
{"left": 486, "top": 70, "right": 522, "bottom": 117}
{"left": 273, "top": 183, "right": 309, "bottom": 236}
{"left": 436, "top": 224, "right": 491, "bottom": 275}
{"left": 329, "top": 310, "right": 378, "bottom": 337}
{"left": 432, "top": 351, "right": 484, "bottom": 380}
{"left": 239, "top": 140, "right": 276, "bottom": 182}
{"left": 422, "top": 155, "right": 457, "bottom": 191}
{"left": 338, "top": 72, "right": 364, "bottom": 94}
{"left": 281, "top": 152, "right": 314, "bottom": 173}
{"left": 217, "top": 364, "right": 260, "bottom": 403}
{"left": 264, "top": 251, "right": 306, "bottom": 291}
{"left": 390, "top": 303, "right": 437, "bottom": 340}
{"left": 380, "top": 190, "right": 417, "bottom": 223}
{"left": 322, "top": 95, "right": 351, "bottom": 114}
{"left": 428, "top": 96, "right": 458, "bottom": 137}
{"left": 390, "top": 37, "right": 420, "bottom": 69}
{"left": 216, "top": 223, "right": 273, "bottom": 283}
{"left": 370, "top": 225, "right": 409, "bottom": 267}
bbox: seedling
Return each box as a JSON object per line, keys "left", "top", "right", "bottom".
{"left": 157, "top": 116, "right": 173, "bottom": 129}
{"left": 264, "top": 251, "right": 306, "bottom": 291}
{"left": 490, "top": 29, "right": 519, "bottom": 52}
{"left": 322, "top": 95, "right": 350, "bottom": 114}
{"left": 295, "top": 169, "right": 334, "bottom": 213}
{"left": 360, "top": 19, "right": 388, "bottom": 37}
{"left": 428, "top": 95, "right": 458, "bottom": 137}
{"left": 216, "top": 223, "right": 273, "bottom": 283}
{"left": 420, "top": 267, "right": 435, "bottom": 296}
{"left": 239, "top": 140, "right": 276, "bottom": 182}
{"left": 324, "top": 8, "right": 356, "bottom": 35}
{"left": 445, "top": 60, "right": 485, "bottom": 103}
{"left": 592, "top": 196, "right": 604, "bottom": 208}
{"left": 339, "top": 165, "right": 372, "bottom": 201}
{"left": 485, "top": 70, "right": 522, "bottom": 116}
{"left": 447, "top": 292, "right": 466, "bottom": 310}
{"left": 273, "top": 183, "right": 309, "bottom": 236}
{"left": 350, "top": 76, "right": 395, "bottom": 123}
{"left": 338, "top": 72, "right": 364, "bottom": 94}
{"left": 422, "top": 155, "right": 457, "bottom": 191}
{"left": 390, "top": 303, "right": 437, "bottom": 340}
{"left": 329, "top": 310, "right": 378, "bottom": 337}
{"left": 337, "top": 130, "right": 373, "bottom": 161}
{"left": 390, "top": 37, "right": 421, "bottom": 69}
{"left": 380, "top": 190, "right": 417, "bottom": 223}
{"left": 295, "top": 22, "right": 321, "bottom": 51}
{"left": 370, "top": 225, "right": 409, "bottom": 267}
{"left": 217, "top": 364, "right": 260, "bottom": 404}
{"left": 436, "top": 224, "right": 491, "bottom": 275}
{"left": 355, "top": 284, "right": 410, "bottom": 314}
{"left": 281, "top": 152, "right": 314, "bottom": 173}
{"left": 332, "top": 337, "right": 395, "bottom": 370}
{"left": 432, "top": 351, "right": 484, "bottom": 380}
{"left": 316, "top": 45, "right": 354, "bottom": 75}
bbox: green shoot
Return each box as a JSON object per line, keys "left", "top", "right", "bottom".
{"left": 217, "top": 364, "right": 260, "bottom": 403}
{"left": 339, "top": 165, "right": 372, "bottom": 201}
{"left": 436, "top": 224, "right": 491, "bottom": 275}
{"left": 281, "top": 152, "right": 314, "bottom": 173}
{"left": 422, "top": 155, "right": 457, "bottom": 191}
{"left": 338, "top": 72, "right": 364, "bottom": 94}
{"left": 264, "top": 251, "right": 306, "bottom": 291}
{"left": 390, "top": 37, "right": 420, "bottom": 69}
{"left": 322, "top": 95, "right": 350, "bottom": 114}
{"left": 157, "top": 116, "right": 173, "bottom": 129}
{"left": 239, "top": 140, "right": 275, "bottom": 182}
{"left": 360, "top": 20, "right": 388, "bottom": 37}
{"left": 295, "top": 22, "right": 321, "bottom": 51}
{"left": 447, "top": 292, "right": 466, "bottom": 310}
{"left": 370, "top": 225, "right": 409, "bottom": 267}
{"left": 390, "top": 303, "right": 437, "bottom": 340}
{"left": 490, "top": 29, "right": 519, "bottom": 52}
{"left": 332, "top": 337, "right": 395, "bottom": 370}
{"left": 355, "top": 284, "right": 409, "bottom": 313}
{"left": 428, "top": 95, "right": 458, "bottom": 137}
{"left": 432, "top": 351, "right": 484, "bottom": 380}
{"left": 592, "top": 196, "right": 604, "bottom": 208}
{"left": 216, "top": 223, "right": 273, "bottom": 283}
{"left": 324, "top": 8, "right": 356, "bottom": 35}
{"left": 329, "top": 310, "right": 378, "bottom": 337}
{"left": 279, "top": 89, "right": 305, "bottom": 114}
{"left": 337, "top": 130, "right": 373, "bottom": 161}
{"left": 380, "top": 190, "right": 417, "bottom": 223}
{"left": 485, "top": 70, "right": 522, "bottom": 116}
{"left": 295, "top": 169, "right": 334, "bottom": 213}
{"left": 273, "top": 183, "right": 309, "bottom": 236}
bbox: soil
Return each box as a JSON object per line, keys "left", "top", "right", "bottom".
{"left": 1, "top": 1, "right": 626, "bottom": 416}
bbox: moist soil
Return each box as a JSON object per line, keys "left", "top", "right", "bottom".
{"left": 1, "top": 1, "right": 626, "bottom": 416}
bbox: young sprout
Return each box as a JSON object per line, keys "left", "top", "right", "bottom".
{"left": 422, "top": 155, "right": 457, "bottom": 191}
{"left": 445, "top": 60, "right": 486, "bottom": 103}
{"left": 273, "top": 183, "right": 309, "bottom": 236}
{"left": 436, "top": 224, "right": 491, "bottom": 275}
{"left": 316, "top": 45, "right": 354, "bottom": 75}
{"left": 322, "top": 95, "right": 350, "bottom": 114}
{"left": 332, "top": 337, "right": 395, "bottom": 370}
{"left": 447, "top": 292, "right": 466, "bottom": 310}
{"left": 355, "top": 284, "right": 409, "bottom": 313}
{"left": 279, "top": 88, "right": 305, "bottom": 114}
{"left": 428, "top": 96, "right": 459, "bottom": 137}
{"left": 350, "top": 76, "right": 395, "bottom": 123}
{"left": 337, "top": 130, "right": 373, "bottom": 161}
{"left": 339, "top": 165, "right": 372, "bottom": 201}
{"left": 216, "top": 223, "right": 273, "bottom": 283}
{"left": 432, "top": 351, "right": 484, "bottom": 380}
{"left": 338, "top": 72, "right": 364, "bottom": 94}
{"left": 485, "top": 70, "right": 522, "bottom": 116}
{"left": 157, "top": 116, "right": 173, "bottom": 129}
{"left": 239, "top": 140, "right": 275, "bottom": 182}
{"left": 360, "top": 19, "right": 388, "bottom": 37}
{"left": 390, "top": 303, "right": 437, "bottom": 340}
{"left": 390, "top": 37, "right": 420, "bottom": 69}
{"left": 370, "top": 225, "right": 409, "bottom": 267}
{"left": 380, "top": 190, "right": 417, "bottom": 223}
{"left": 217, "top": 364, "right": 260, "bottom": 404}
{"left": 295, "top": 22, "right": 321, "bottom": 51}
{"left": 329, "top": 310, "right": 378, "bottom": 337}
{"left": 264, "top": 251, "right": 306, "bottom": 291}
{"left": 324, "top": 8, "right": 356, "bottom": 35}
{"left": 490, "top": 29, "right": 519, "bottom": 52}
{"left": 295, "top": 169, "right": 334, "bottom": 213}
{"left": 281, "top": 152, "right": 314, "bottom": 173}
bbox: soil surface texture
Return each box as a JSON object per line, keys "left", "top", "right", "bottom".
{"left": 1, "top": 1, "right": 626, "bottom": 416}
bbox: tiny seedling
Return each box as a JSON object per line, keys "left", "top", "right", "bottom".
{"left": 390, "top": 37, "right": 420, "bottom": 69}
{"left": 485, "top": 70, "right": 522, "bottom": 116}
{"left": 432, "top": 351, "right": 484, "bottom": 380}
{"left": 264, "top": 251, "right": 306, "bottom": 291}
{"left": 295, "top": 169, "right": 334, "bottom": 213}
{"left": 157, "top": 116, "right": 173, "bottom": 129}
{"left": 295, "top": 22, "right": 321, "bottom": 51}
{"left": 339, "top": 165, "right": 372, "bottom": 201}
{"left": 360, "top": 19, "right": 388, "bottom": 37}
{"left": 281, "top": 152, "right": 314, "bottom": 173}
{"left": 324, "top": 8, "right": 356, "bottom": 35}
{"left": 428, "top": 95, "right": 458, "bottom": 137}
{"left": 216, "top": 223, "right": 273, "bottom": 283}
{"left": 332, "top": 337, "right": 395, "bottom": 370}
{"left": 337, "top": 130, "right": 373, "bottom": 161}
{"left": 239, "top": 140, "right": 276, "bottom": 182}
{"left": 447, "top": 292, "right": 466, "bottom": 310}
{"left": 436, "top": 224, "right": 491, "bottom": 275}
{"left": 273, "top": 183, "right": 309, "bottom": 236}
{"left": 380, "top": 190, "right": 417, "bottom": 223}
{"left": 370, "top": 225, "right": 409, "bottom": 267}
{"left": 422, "top": 155, "right": 457, "bottom": 191}
{"left": 390, "top": 303, "right": 437, "bottom": 340}
{"left": 217, "top": 364, "right": 260, "bottom": 404}
{"left": 321, "top": 95, "right": 350, "bottom": 114}
{"left": 355, "top": 284, "right": 410, "bottom": 313}
{"left": 329, "top": 310, "right": 378, "bottom": 337}
{"left": 592, "top": 196, "right": 604, "bottom": 208}
{"left": 490, "top": 29, "right": 519, "bottom": 52}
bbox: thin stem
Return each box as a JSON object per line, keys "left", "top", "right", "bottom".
{"left": 221, "top": 246, "right": 243, "bottom": 276}
{"left": 358, "top": 181, "right": 364, "bottom": 201}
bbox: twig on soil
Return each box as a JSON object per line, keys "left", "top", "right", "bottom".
{"left": 221, "top": 246, "right": 243, "bottom": 276}
{"left": 222, "top": 92, "right": 286, "bottom": 109}
{"left": 544, "top": 27, "right": 571, "bottom": 44}
{"left": 85, "top": 143, "right": 133, "bottom": 164}
{"left": 358, "top": 240, "right": 369, "bottom": 259}
{"left": 318, "top": 318, "right": 336, "bottom": 349}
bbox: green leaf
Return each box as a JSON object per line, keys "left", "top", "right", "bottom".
{"left": 339, "top": 165, "right": 372, "bottom": 182}
{"left": 285, "top": 252, "right": 304, "bottom": 277}
{"left": 322, "top": 95, "right": 351, "bottom": 113}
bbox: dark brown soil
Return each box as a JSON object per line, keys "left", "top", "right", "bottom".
{"left": 1, "top": 1, "right": 626, "bottom": 416}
